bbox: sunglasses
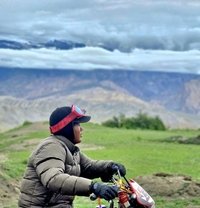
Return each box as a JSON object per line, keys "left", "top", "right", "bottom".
{"left": 50, "top": 105, "right": 86, "bottom": 134}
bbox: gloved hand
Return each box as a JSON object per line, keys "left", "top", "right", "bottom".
{"left": 101, "top": 162, "right": 126, "bottom": 182}
{"left": 110, "top": 163, "right": 126, "bottom": 176}
{"left": 90, "top": 182, "right": 118, "bottom": 201}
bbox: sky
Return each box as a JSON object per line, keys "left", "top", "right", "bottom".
{"left": 0, "top": 0, "right": 200, "bottom": 74}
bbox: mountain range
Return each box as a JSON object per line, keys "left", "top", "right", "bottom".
{"left": 0, "top": 39, "right": 114, "bottom": 51}
{"left": 0, "top": 67, "right": 200, "bottom": 131}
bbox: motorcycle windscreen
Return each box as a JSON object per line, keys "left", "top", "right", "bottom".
{"left": 129, "top": 179, "right": 155, "bottom": 208}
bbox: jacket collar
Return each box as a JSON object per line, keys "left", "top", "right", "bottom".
{"left": 53, "top": 135, "right": 79, "bottom": 154}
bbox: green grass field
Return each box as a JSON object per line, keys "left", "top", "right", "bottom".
{"left": 0, "top": 122, "right": 200, "bottom": 207}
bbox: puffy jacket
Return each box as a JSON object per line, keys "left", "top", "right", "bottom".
{"left": 18, "top": 135, "right": 113, "bottom": 208}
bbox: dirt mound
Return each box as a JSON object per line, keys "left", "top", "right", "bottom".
{"left": 135, "top": 173, "right": 200, "bottom": 198}
{"left": 164, "top": 135, "right": 200, "bottom": 144}
{"left": 0, "top": 177, "right": 19, "bottom": 207}
{"left": 1, "top": 173, "right": 200, "bottom": 206}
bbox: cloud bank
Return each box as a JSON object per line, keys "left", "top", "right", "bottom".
{"left": 1, "top": 47, "right": 200, "bottom": 74}
{"left": 0, "top": 0, "right": 200, "bottom": 73}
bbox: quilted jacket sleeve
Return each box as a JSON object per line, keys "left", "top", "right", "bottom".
{"left": 80, "top": 152, "right": 113, "bottom": 179}
{"left": 33, "top": 142, "right": 92, "bottom": 196}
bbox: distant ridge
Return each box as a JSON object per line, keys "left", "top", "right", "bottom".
{"left": 0, "top": 67, "right": 200, "bottom": 130}
{"left": 0, "top": 67, "right": 199, "bottom": 114}
{"left": 0, "top": 39, "right": 88, "bottom": 50}
{"left": 0, "top": 39, "right": 122, "bottom": 52}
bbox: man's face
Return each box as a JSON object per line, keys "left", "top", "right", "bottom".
{"left": 73, "top": 123, "right": 83, "bottom": 144}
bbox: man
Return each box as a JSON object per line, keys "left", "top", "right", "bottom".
{"left": 18, "top": 105, "right": 126, "bottom": 207}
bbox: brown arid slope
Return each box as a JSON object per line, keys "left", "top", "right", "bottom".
{"left": 0, "top": 68, "right": 200, "bottom": 132}
{"left": 0, "top": 68, "right": 200, "bottom": 115}
{"left": 185, "top": 80, "right": 200, "bottom": 115}
{"left": 1, "top": 87, "right": 200, "bottom": 132}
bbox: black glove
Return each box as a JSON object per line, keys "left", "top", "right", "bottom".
{"left": 110, "top": 163, "right": 126, "bottom": 176}
{"left": 90, "top": 182, "right": 118, "bottom": 201}
{"left": 101, "top": 163, "right": 126, "bottom": 182}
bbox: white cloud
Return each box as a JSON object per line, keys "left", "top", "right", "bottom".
{"left": 0, "top": 47, "right": 200, "bottom": 74}
{"left": 1, "top": 0, "right": 200, "bottom": 73}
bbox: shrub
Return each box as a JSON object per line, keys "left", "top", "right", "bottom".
{"left": 102, "top": 112, "right": 166, "bottom": 130}
{"left": 102, "top": 116, "right": 120, "bottom": 128}
{"left": 22, "top": 121, "right": 32, "bottom": 126}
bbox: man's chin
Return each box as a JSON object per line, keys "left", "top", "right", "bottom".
{"left": 75, "top": 140, "right": 81, "bottom": 144}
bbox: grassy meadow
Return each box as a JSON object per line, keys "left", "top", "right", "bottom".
{"left": 0, "top": 122, "right": 200, "bottom": 208}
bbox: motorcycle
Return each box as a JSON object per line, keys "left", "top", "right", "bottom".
{"left": 91, "top": 169, "right": 155, "bottom": 208}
